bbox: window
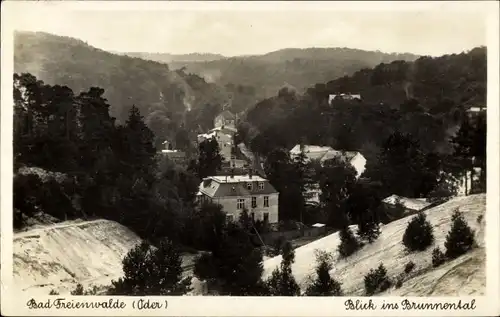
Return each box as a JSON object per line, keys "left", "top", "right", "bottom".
{"left": 263, "top": 212, "right": 269, "bottom": 223}
{"left": 264, "top": 196, "right": 269, "bottom": 207}
{"left": 258, "top": 182, "right": 264, "bottom": 190}
{"left": 251, "top": 212, "right": 255, "bottom": 222}
{"left": 237, "top": 199, "right": 245, "bottom": 210}
{"left": 251, "top": 197, "right": 257, "bottom": 208}
{"left": 226, "top": 214, "right": 234, "bottom": 223}
{"left": 247, "top": 182, "right": 253, "bottom": 190}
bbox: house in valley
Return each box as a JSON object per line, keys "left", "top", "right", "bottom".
{"left": 328, "top": 93, "right": 362, "bottom": 104}
{"left": 159, "top": 140, "right": 186, "bottom": 164}
{"left": 290, "top": 144, "right": 367, "bottom": 205}
{"left": 289, "top": 145, "right": 367, "bottom": 177}
{"left": 197, "top": 129, "right": 233, "bottom": 163}
{"left": 214, "top": 109, "right": 237, "bottom": 133}
{"left": 196, "top": 172, "right": 279, "bottom": 225}
{"left": 380, "top": 194, "right": 433, "bottom": 223}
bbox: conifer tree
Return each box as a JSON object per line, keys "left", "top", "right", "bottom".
{"left": 109, "top": 239, "right": 191, "bottom": 295}
{"left": 305, "top": 251, "right": 342, "bottom": 296}
{"left": 267, "top": 242, "right": 301, "bottom": 296}
{"left": 444, "top": 208, "right": 476, "bottom": 259}
{"left": 337, "top": 226, "right": 362, "bottom": 258}
{"left": 402, "top": 212, "right": 435, "bottom": 252}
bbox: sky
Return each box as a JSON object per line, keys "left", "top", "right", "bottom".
{"left": 8, "top": 1, "right": 489, "bottom": 57}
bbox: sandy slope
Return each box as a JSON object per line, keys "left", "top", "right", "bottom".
{"left": 13, "top": 219, "right": 142, "bottom": 295}
{"left": 13, "top": 194, "right": 485, "bottom": 296}
{"left": 263, "top": 194, "right": 486, "bottom": 296}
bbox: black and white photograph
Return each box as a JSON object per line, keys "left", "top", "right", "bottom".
{"left": 1, "top": 1, "right": 499, "bottom": 316}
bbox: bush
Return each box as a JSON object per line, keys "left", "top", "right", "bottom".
{"left": 70, "top": 284, "right": 84, "bottom": 295}
{"left": 49, "top": 289, "right": 59, "bottom": 295}
{"left": 357, "top": 212, "right": 381, "bottom": 244}
{"left": 337, "top": 226, "right": 362, "bottom": 258}
{"left": 266, "top": 242, "right": 300, "bottom": 296}
{"left": 109, "top": 239, "right": 192, "bottom": 295}
{"left": 364, "top": 264, "right": 391, "bottom": 295}
{"left": 402, "top": 212, "right": 434, "bottom": 252}
{"left": 305, "top": 251, "right": 342, "bottom": 296}
{"left": 432, "top": 247, "right": 446, "bottom": 267}
{"left": 404, "top": 261, "right": 415, "bottom": 274}
{"left": 444, "top": 208, "right": 476, "bottom": 259}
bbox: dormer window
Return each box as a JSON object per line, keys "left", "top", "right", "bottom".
{"left": 258, "top": 182, "right": 264, "bottom": 190}
{"left": 247, "top": 182, "right": 253, "bottom": 190}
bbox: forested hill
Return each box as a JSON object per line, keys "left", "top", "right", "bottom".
{"left": 14, "top": 31, "right": 228, "bottom": 144}
{"left": 242, "top": 46, "right": 486, "bottom": 159}
{"left": 160, "top": 47, "right": 420, "bottom": 101}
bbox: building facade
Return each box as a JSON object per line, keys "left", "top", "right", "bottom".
{"left": 197, "top": 174, "right": 279, "bottom": 225}
{"left": 197, "top": 130, "right": 233, "bottom": 163}
{"left": 214, "top": 110, "right": 237, "bottom": 132}
{"left": 290, "top": 144, "right": 367, "bottom": 205}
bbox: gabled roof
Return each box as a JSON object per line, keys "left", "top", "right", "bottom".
{"left": 216, "top": 110, "right": 236, "bottom": 120}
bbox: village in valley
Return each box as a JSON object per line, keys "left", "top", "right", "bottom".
{"left": 9, "top": 6, "right": 489, "bottom": 300}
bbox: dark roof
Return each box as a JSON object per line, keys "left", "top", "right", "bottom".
{"left": 217, "top": 110, "right": 236, "bottom": 120}
{"left": 199, "top": 175, "right": 278, "bottom": 198}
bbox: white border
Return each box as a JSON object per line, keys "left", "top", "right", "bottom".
{"left": 1, "top": 1, "right": 499, "bottom": 316}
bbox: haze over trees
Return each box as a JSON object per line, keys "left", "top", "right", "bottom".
{"left": 13, "top": 35, "right": 486, "bottom": 296}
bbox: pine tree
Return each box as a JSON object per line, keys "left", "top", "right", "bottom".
{"left": 444, "top": 208, "right": 476, "bottom": 259}
{"left": 197, "top": 138, "right": 223, "bottom": 179}
{"left": 402, "top": 212, "right": 435, "bottom": 252}
{"left": 267, "top": 242, "right": 301, "bottom": 296}
{"left": 305, "top": 251, "right": 342, "bottom": 296}
{"left": 337, "top": 226, "right": 362, "bottom": 258}
{"left": 357, "top": 210, "right": 381, "bottom": 244}
{"left": 193, "top": 223, "right": 267, "bottom": 295}
{"left": 109, "top": 239, "right": 191, "bottom": 295}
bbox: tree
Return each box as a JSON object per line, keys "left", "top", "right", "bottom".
{"left": 444, "top": 208, "right": 476, "bottom": 259}
{"left": 193, "top": 223, "right": 267, "bottom": 295}
{"left": 120, "top": 105, "right": 157, "bottom": 177}
{"left": 305, "top": 251, "right": 342, "bottom": 296}
{"left": 264, "top": 148, "right": 305, "bottom": 222}
{"left": 450, "top": 116, "right": 475, "bottom": 195}
{"left": 196, "top": 138, "right": 223, "bottom": 179}
{"left": 364, "top": 264, "right": 391, "bottom": 295}
{"left": 365, "top": 132, "right": 426, "bottom": 198}
{"left": 337, "top": 226, "right": 362, "bottom": 258}
{"left": 348, "top": 182, "right": 382, "bottom": 243}
{"left": 109, "top": 239, "right": 192, "bottom": 295}
{"left": 402, "top": 212, "right": 435, "bottom": 252}
{"left": 317, "top": 158, "right": 357, "bottom": 229}
{"left": 267, "top": 242, "right": 301, "bottom": 296}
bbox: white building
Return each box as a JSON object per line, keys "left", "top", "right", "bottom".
{"left": 290, "top": 144, "right": 367, "bottom": 205}
{"left": 328, "top": 93, "right": 362, "bottom": 104}
{"left": 197, "top": 174, "right": 279, "bottom": 224}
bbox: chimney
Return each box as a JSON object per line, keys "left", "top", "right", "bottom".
{"left": 230, "top": 168, "right": 235, "bottom": 178}
{"left": 249, "top": 168, "right": 253, "bottom": 179}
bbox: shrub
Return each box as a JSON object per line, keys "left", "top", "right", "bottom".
{"left": 70, "top": 284, "right": 84, "bottom": 295}
{"left": 404, "top": 261, "right": 415, "bottom": 274}
{"left": 476, "top": 215, "right": 483, "bottom": 224}
{"left": 266, "top": 242, "right": 300, "bottom": 296}
{"left": 402, "top": 212, "right": 434, "bottom": 252}
{"left": 49, "top": 289, "right": 59, "bottom": 295}
{"left": 357, "top": 212, "right": 381, "bottom": 244}
{"left": 337, "top": 226, "right": 362, "bottom": 258}
{"left": 395, "top": 275, "right": 404, "bottom": 289}
{"left": 444, "top": 208, "right": 476, "bottom": 259}
{"left": 305, "top": 251, "right": 342, "bottom": 296}
{"left": 109, "top": 239, "right": 192, "bottom": 295}
{"left": 364, "top": 264, "right": 391, "bottom": 295}
{"left": 432, "top": 247, "right": 446, "bottom": 267}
